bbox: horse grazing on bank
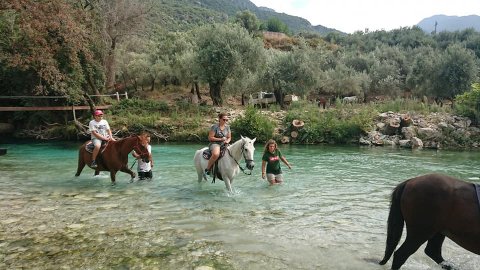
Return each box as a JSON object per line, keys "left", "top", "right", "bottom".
{"left": 379, "top": 173, "right": 480, "bottom": 269}
{"left": 75, "top": 135, "right": 150, "bottom": 184}
{"left": 194, "top": 136, "right": 256, "bottom": 193}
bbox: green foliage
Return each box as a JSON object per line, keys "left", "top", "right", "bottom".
{"left": 455, "top": 83, "right": 480, "bottom": 124}
{"left": 110, "top": 99, "right": 170, "bottom": 115}
{"left": 0, "top": 0, "right": 101, "bottom": 98}
{"left": 373, "top": 98, "right": 451, "bottom": 114}
{"left": 230, "top": 106, "right": 275, "bottom": 143}
{"left": 194, "top": 23, "right": 265, "bottom": 105}
{"left": 263, "top": 17, "right": 290, "bottom": 34}
{"left": 233, "top": 10, "right": 259, "bottom": 34}
{"left": 285, "top": 103, "right": 377, "bottom": 144}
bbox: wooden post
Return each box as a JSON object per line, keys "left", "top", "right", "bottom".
{"left": 116, "top": 92, "right": 120, "bottom": 101}
{"left": 124, "top": 91, "right": 128, "bottom": 100}
{"left": 72, "top": 105, "right": 76, "bottom": 121}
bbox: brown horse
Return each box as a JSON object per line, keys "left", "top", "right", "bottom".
{"left": 379, "top": 173, "right": 480, "bottom": 269}
{"left": 75, "top": 135, "right": 150, "bottom": 184}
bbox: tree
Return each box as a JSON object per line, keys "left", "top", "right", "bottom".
{"left": 434, "top": 44, "right": 478, "bottom": 99}
{"left": 262, "top": 42, "right": 319, "bottom": 108}
{"left": 0, "top": 0, "right": 101, "bottom": 102}
{"left": 233, "top": 10, "right": 259, "bottom": 34}
{"left": 194, "top": 23, "right": 265, "bottom": 106}
{"left": 264, "top": 17, "right": 289, "bottom": 35}
{"left": 95, "top": 0, "right": 148, "bottom": 91}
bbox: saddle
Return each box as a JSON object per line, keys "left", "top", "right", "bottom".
{"left": 85, "top": 140, "right": 108, "bottom": 154}
{"left": 202, "top": 146, "right": 227, "bottom": 160}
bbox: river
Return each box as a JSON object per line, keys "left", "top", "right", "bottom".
{"left": 0, "top": 141, "right": 479, "bottom": 269}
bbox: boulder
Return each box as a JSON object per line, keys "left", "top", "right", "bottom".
{"left": 399, "top": 139, "right": 412, "bottom": 148}
{"left": 401, "top": 126, "right": 416, "bottom": 140}
{"left": 411, "top": 137, "right": 423, "bottom": 149}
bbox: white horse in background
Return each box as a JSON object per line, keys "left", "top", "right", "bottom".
{"left": 342, "top": 96, "right": 358, "bottom": 104}
{"left": 194, "top": 136, "right": 256, "bottom": 193}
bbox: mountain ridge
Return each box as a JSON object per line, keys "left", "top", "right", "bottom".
{"left": 417, "top": 14, "right": 480, "bottom": 33}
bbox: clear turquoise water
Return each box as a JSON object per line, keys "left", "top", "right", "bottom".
{"left": 0, "top": 141, "right": 479, "bottom": 269}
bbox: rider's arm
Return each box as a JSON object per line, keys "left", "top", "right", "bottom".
{"left": 225, "top": 129, "right": 231, "bottom": 144}
{"left": 91, "top": 130, "right": 106, "bottom": 140}
{"left": 107, "top": 128, "right": 115, "bottom": 141}
{"left": 208, "top": 129, "right": 224, "bottom": 143}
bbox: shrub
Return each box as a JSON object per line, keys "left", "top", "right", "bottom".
{"left": 110, "top": 99, "right": 170, "bottom": 115}
{"left": 455, "top": 83, "right": 480, "bottom": 125}
{"left": 230, "top": 106, "right": 275, "bottom": 143}
{"left": 285, "top": 104, "right": 377, "bottom": 144}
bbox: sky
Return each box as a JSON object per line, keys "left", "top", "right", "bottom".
{"left": 249, "top": 0, "right": 480, "bottom": 33}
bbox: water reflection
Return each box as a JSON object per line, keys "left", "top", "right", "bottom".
{"left": 0, "top": 142, "right": 479, "bottom": 269}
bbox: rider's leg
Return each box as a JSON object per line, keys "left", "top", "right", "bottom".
{"left": 91, "top": 138, "right": 101, "bottom": 167}
{"left": 206, "top": 144, "right": 220, "bottom": 171}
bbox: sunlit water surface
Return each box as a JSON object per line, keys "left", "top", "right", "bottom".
{"left": 0, "top": 141, "right": 479, "bottom": 269}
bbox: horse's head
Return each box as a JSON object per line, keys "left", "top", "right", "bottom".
{"left": 241, "top": 135, "right": 256, "bottom": 170}
{"left": 133, "top": 134, "right": 150, "bottom": 160}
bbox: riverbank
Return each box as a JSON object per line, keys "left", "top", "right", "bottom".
{"left": 1, "top": 98, "right": 479, "bottom": 150}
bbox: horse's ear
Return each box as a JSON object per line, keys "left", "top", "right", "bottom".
{"left": 241, "top": 135, "right": 245, "bottom": 140}
{"left": 252, "top": 138, "right": 256, "bottom": 143}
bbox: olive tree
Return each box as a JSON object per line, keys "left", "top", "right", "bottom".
{"left": 407, "top": 44, "right": 478, "bottom": 99}
{"left": 194, "top": 23, "right": 265, "bottom": 106}
{"left": 262, "top": 42, "right": 320, "bottom": 108}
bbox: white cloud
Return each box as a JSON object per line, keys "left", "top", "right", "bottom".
{"left": 250, "top": 0, "right": 480, "bottom": 33}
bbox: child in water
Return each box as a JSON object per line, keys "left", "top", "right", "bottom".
{"left": 261, "top": 139, "right": 292, "bottom": 185}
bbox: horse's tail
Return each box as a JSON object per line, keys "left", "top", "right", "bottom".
{"left": 379, "top": 180, "right": 407, "bottom": 265}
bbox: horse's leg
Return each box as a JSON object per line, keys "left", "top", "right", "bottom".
{"left": 194, "top": 151, "right": 207, "bottom": 182}
{"left": 424, "top": 233, "right": 446, "bottom": 265}
{"left": 392, "top": 229, "right": 430, "bottom": 270}
{"left": 109, "top": 170, "right": 117, "bottom": 185}
{"left": 94, "top": 170, "right": 100, "bottom": 176}
{"left": 224, "top": 177, "right": 233, "bottom": 193}
{"left": 119, "top": 167, "right": 136, "bottom": 181}
{"left": 75, "top": 151, "right": 86, "bottom": 176}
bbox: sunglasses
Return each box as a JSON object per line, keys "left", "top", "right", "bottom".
{"left": 222, "top": 118, "right": 229, "bottom": 121}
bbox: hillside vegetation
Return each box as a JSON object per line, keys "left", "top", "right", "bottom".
{"left": 0, "top": 0, "right": 479, "bottom": 149}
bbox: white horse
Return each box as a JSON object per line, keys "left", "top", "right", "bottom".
{"left": 194, "top": 136, "right": 256, "bottom": 193}
{"left": 342, "top": 96, "right": 358, "bottom": 104}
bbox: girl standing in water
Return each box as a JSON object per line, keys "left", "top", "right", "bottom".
{"left": 261, "top": 139, "right": 292, "bottom": 185}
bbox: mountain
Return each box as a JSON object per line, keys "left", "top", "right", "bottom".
{"left": 148, "top": 0, "right": 340, "bottom": 35}
{"left": 417, "top": 15, "right": 480, "bottom": 33}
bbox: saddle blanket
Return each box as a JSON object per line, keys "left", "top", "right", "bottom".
{"left": 85, "top": 141, "right": 107, "bottom": 154}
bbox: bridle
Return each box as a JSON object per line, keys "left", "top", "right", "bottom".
{"left": 133, "top": 136, "right": 149, "bottom": 158}
{"left": 227, "top": 142, "right": 254, "bottom": 175}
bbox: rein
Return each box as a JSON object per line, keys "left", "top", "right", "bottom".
{"left": 227, "top": 142, "right": 253, "bottom": 175}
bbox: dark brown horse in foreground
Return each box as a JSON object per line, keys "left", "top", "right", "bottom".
{"left": 379, "top": 173, "right": 480, "bottom": 269}
{"left": 75, "top": 135, "right": 150, "bottom": 184}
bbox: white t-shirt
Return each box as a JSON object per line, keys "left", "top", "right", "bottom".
{"left": 89, "top": 119, "right": 110, "bottom": 140}
{"left": 134, "top": 144, "right": 152, "bottom": 172}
